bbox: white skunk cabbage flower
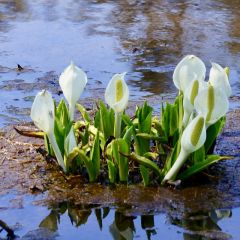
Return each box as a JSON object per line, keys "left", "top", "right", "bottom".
{"left": 194, "top": 84, "right": 229, "bottom": 128}
{"left": 209, "top": 62, "right": 231, "bottom": 97}
{"left": 31, "top": 90, "right": 66, "bottom": 172}
{"left": 173, "top": 55, "right": 206, "bottom": 92}
{"left": 59, "top": 62, "right": 87, "bottom": 120}
{"left": 105, "top": 72, "right": 129, "bottom": 113}
{"left": 182, "top": 80, "right": 208, "bottom": 127}
{"left": 163, "top": 115, "right": 206, "bottom": 183}
{"left": 105, "top": 73, "right": 129, "bottom": 138}
{"left": 31, "top": 90, "right": 55, "bottom": 134}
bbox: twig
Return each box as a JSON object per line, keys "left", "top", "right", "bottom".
{"left": 0, "top": 219, "right": 15, "bottom": 239}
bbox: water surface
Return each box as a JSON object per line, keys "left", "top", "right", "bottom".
{"left": 0, "top": 1, "right": 240, "bottom": 239}
{"left": 0, "top": 0, "right": 240, "bottom": 127}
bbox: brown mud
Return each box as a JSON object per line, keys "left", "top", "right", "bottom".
{"left": 0, "top": 109, "right": 239, "bottom": 218}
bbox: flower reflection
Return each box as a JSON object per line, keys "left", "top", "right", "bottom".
{"left": 38, "top": 203, "right": 232, "bottom": 240}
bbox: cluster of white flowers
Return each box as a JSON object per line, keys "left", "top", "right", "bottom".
{"left": 163, "top": 55, "right": 231, "bottom": 183}
{"left": 30, "top": 62, "right": 128, "bottom": 172}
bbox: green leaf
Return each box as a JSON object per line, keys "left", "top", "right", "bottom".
{"left": 122, "top": 114, "right": 133, "bottom": 126}
{"left": 162, "top": 138, "right": 181, "bottom": 177}
{"left": 107, "top": 160, "right": 117, "bottom": 184}
{"left": 129, "top": 153, "right": 161, "bottom": 177}
{"left": 81, "top": 124, "right": 90, "bottom": 146}
{"left": 112, "top": 139, "right": 129, "bottom": 182}
{"left": 192, "top": 146, "right": 205, "bottom": 164}
{"left": 91, "top": 131, "right": 100, "bottom": 178}
{"left": 136, "top": 133, "right": 166, "bottom": 141}
{"left": 65, "top": 147, "right": 82, "bottom": 170}
{"left": 76, "top": 103, "right": 91, "bottom": 123}
{"left": 178, "top": 155, "right": 232, "bottom": 180}
{"left": 143, "top": 152, "right": 158, "bottom": 159}
{"left": 205, "top": 116, "right": 226, "bottom": 154}
{"left": 54, "top": 99, "right": 72, "bottom": 156}
{"left": 98, "top": 100, "right": 115, "bottom": 142}
{"left": 140, "top": 165, "right": 150, "bottom": 186}
{"left": 169, "top": 104, "right": 178, "bottom": 136}
{"left": 78, "top": 150, "right": 95, "bottom": 182}
{"left": 123, "top": 126, "right": 133, "bottom": 146}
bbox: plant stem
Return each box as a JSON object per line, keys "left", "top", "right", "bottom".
{"left": 114, "top": 112, "right": 122, "bottom": 138}
{"left": 162, "top": 148, "right": 188, "bottom": 184}
{"left": 69, "top": 104, "right": 75, "bottom": 121}
{"left": 48, "top": 132, "right": 66, "bottom": 172}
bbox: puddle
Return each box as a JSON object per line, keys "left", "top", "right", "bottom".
{"left": 1, "top": 192, "right": 239, "bottom": 240}
{"left": 0, "top": 0, "right": 240, "bottom": 239}
{"left": 0, "top": 0, "right": 240, "bottom": 127}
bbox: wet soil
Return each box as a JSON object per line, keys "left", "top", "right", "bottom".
{"left": 0, "top": 109, "right": 239, "bottom": 218}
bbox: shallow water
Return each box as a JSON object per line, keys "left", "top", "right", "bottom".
{"left": 0, "top": 0, "right": 240, "bottom": 127}
{"left": 0, "top": 0, "right": 240, "bottom": 239}
{"left": 0, "top": 192, "right": 239, "bottom": 240}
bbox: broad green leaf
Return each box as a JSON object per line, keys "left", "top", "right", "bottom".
{"left": 136, "top": 133, "right": 166, "bottom": 141}
{"left": 192, "top": 146, "right": 205, "bottom": 164}
{"left": 169, "top": 104, "right": 178, "bottom": 136}
{"left": 82, "top": 123, "right": 90, "bottom": 146}
{"left": 205, "top": 116, "right": 226, "bottom": 154}
{"left": 140, "top": 165, "right": 150, "bottom": 186}
{"left": 107, "top": 160, "right": 117, "bottom": 184}
{"left": 98, "top": 100, "right": 114, "bottom": 141}
{"left": 123, "top": 126, "right": 133, "bottom": 146}
{"left": 112, "top": 139, "right": 129, "bottom": 182}
{"left": 129, "top": 153, "right": 161, "bottom": 177}
{"left": 178, "top": 155, "right": 232, "bottom": 180}
{"left": 121, "top": 114, "right": 133, "bottom": 126}
{"left": 76, "top": 103, "right": 91, "bottom": 123}
{"left": 162, "top": 138, "right": 181, "bottom": 177}
{"left": 65, "top": 147, "right": 81, "bottom": 170}
{"left": 78, "top": 150, "right": 95, "bottom": 182}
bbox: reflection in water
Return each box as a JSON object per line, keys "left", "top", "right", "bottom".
{"left": 38, "top": 203, "right": 232, "bottom": 240}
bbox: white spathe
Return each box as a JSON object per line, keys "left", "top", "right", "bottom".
{"left": 105, "top": 72, "right": 129, "bottom": 113}
{"left": 30, "top": 90, "right": 55, "bottom": 134}
{"left": 162, "top": 115, "right": 206, "bottom": 183}
{"left": 31, "top": 90, "right": 66, "bottom": 172}
{"left": 182, "top": 80, "right": 208, "bottom": 127}
{"left": 209, "top": 62, "right": 232, "bottom": 97}
{"left": 105, "top": 72, "right": 129, "bottom": 138}
{"left": 181, "top": 115, "right": 206, "bottom": 152}
{"left": 173, "top": 55, "right": 206, "bottom": 92}
{"left": 194, "top": 84, "right": 229, "bottom": 128}
{"left": 59, "top": 62, "right": 87, "bottom": 120}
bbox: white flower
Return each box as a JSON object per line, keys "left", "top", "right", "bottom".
{"left": 194, "top": 84, "right": 229, "bottom": 128}
{"left": 105, "top": 73, "right": 129, "bottom": 113}
{"left": 182, "top": 80, "right": 207, "bottom": 127}
{"left": 209, "top": 62, "right": 231, "bottom": 97}
{"left": 31, "top": 90, "right": 66, "bottom": 172}
{"left": 59, "top": 62, "right": 87, "bottom": 120}
{"left": 173, "top": 55, "right": 206, "bottom": 92}
{"left": 30, "top": 90, "right": 55, "bottom": 134}
{"left": 105, "top": 72, "right": 129, "bottom": 138}
{"left": 163, "top": 115, "right": 206, "bottom": 183}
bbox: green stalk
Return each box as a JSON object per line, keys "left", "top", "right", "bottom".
{"left": 69, "top": 103, "right": 75, "bottom": 121}
{"left": 48, "top": 132, "right": 66, "bottom": 172}
{"left": 114, "top": 112, "right": 122, "bottom": 138}
{"left": 162, "top": 148, "right": 188, "bottom": 184}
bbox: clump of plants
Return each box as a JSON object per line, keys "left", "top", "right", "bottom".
{"left": 29, "top": 56, "right": 232, "bottom": 186}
